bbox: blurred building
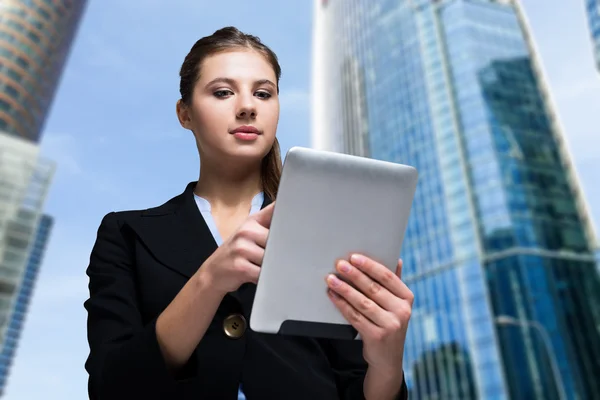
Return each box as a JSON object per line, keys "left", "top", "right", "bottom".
{"left": 0, "top": 213, "right": 52, "bottom": 396}
{"left": 0, "top": 0, "right": 87, "bottom": 395}
{"left": 0, "top": 0, "right": 87, "bottom": 142}
{"left": 587, "top": 0, "right": 600, "bottom": 70}
{"left": 312, "top": 0, "right": 600, "bottom": 399}
{"left": 0, "top": 135, "right": 54, "bottom": 396}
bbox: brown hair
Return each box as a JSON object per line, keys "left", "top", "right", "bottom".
{"left": 179, "top": 26, "right": 282, "bottom": 200}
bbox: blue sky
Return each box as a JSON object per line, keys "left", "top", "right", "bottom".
{"left": 4, "top": 1, "right": 600, "bottom": 398}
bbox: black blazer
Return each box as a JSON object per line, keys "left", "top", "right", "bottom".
{"left": 84, "top": 182, "right": 408, "bottom": 400}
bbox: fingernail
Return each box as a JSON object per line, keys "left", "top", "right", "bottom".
{"left": 350, "top": 254, "right": 364, "bottom": 265}
{"left": 328, "top": 289, "right": 340, "bottom": 299}
{"left": 327, "top": 274, "right": 341, "bottom": 287}
{"left": 338, "top": 260, "right": 351, "bottom": 273}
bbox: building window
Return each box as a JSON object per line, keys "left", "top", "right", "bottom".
{"left": 4, "top": 84, "right": 18, "bottom": 99}
{"left": 6, "top": 67, "right": 22, "bottom": 83}
{"left": 0, "top": 99, "right": 11, "bottom": 112}
{"left": 27, "top": 30, "right": 41, "bottom": 44}
{"left": 35, "top": 7, "right": 51, "bottom": 21}
{"left": 15, "top": 57, "right": 28, "bottom": 69}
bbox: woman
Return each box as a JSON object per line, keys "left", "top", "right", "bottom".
{"left": 84, "top": 27, "right": 412, "bottom": 400}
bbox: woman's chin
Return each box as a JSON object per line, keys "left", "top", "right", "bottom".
{"left": 220, "top": 145, "right": 270, "bottom": 162}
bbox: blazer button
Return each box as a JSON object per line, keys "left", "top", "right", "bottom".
{"left": 223, "top": 313, "right": 246, "bottom": 339}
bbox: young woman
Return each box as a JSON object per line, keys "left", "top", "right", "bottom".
{"left": 84, "top": 27, "right": 412, "bottom": 400}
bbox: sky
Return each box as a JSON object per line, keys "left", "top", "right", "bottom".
{"left": 3, "top": 1, "right": 600, "bottom": 399}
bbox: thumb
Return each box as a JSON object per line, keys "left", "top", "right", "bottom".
{"left": 252, "top": 201, "right": 276, "bottom": 228}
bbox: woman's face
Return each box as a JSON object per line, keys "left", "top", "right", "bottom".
{"left": 177, "top": 49, "right": 280, "bottom": 167}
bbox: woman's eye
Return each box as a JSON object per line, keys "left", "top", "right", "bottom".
{"left": 256, "top": 91, "right": 272, "bottom": 99}
{"left": 214, "top": 90, "right": 233, "bottom": 98}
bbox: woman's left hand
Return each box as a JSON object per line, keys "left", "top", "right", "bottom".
{"left": 326, "top": 254, "right": 413, "bottom": 374}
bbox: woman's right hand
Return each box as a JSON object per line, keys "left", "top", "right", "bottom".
{"left": 199, "top": 202, "right": 275, "bottom": 296}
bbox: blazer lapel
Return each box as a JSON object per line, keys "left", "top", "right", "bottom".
{"left": 126, "top": 182, "right": 218, "bottom": 280}
{"left": 125, "top": 181, "right": 274, "bottom": 317}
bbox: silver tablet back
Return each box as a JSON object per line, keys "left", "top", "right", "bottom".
{"left": 250, "top": 146, "right": 418, "bottom": 339}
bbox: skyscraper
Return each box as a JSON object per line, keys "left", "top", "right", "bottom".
{"left": 0, "top": 0, "right": 87, "bottom": 395}
{"left": 0, "top": 0, "right": 87, "bottom": 142}
{"left": 0, "top": 214, "right": 53, "bottom": 396}
{"left": 312, "top": 0, "right": 600, "bottom": 398}
{"left": 0, "top": 134, "right": 54, "bottom": 396}
{"left": 587, "top": 0, "right": 600, "bottom": 70}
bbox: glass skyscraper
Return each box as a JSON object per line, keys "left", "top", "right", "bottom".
{"left": 587, "top": 0, "right": 600, "bottom": 70}
{"left": 0, "top": 0, "right": 86, "bottom": 395}
{"left": 0, "top": 214, "right": 52, "bottom": 396}
{"left": 0, "top": 0, "right": 87, "bottom": 142}
{"left": 311, "top": 0, "right": 600, "bottom": 399}
{"left": 0, "top": 134, "right": 54, "bottom": 397}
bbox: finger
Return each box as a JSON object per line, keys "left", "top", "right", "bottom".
{"left": 335, "top": 260, "right": 399, "bottom": 312}
{"left": 327, "top": 288, "right": 382, "bottom": 338}
{"left": 248, "top": 221, "right": 270, "bottom": 248}
{"left": 236, "top": 221, "right": 269, "bottom": 248}
{"left": 326, "top": 274, "right": 390, "bottom": 328}
{"left": 235, "top": 258, "right": 261, "bottom": 284}
{"left": 349, "top": 254, "right": 411, "bottom": 300}
{"left": 252, "top": 202, "right": 275, "bottom": 228}
{"left": 247, "top": 264, "right": 260, "bottom": 284}
{"left": 396, "top": 259, "right": 403, "bottom": 280}
{"left": 236, "top": 239, "right": 266, "bottom": 266}
{"left": 393, "top": 259, "right": 414, "bottom": 306}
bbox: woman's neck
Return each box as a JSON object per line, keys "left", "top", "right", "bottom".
{"left": 194, "top": 162, "right": 262, "bottom": 210}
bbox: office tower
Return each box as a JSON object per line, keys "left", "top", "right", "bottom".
{"left": 0, "top": 1, "right": 86, "bottom": 394}
{"left": 312, "top": 0, "right": 600, "bottom": 399}
{"left": 0, "top": 0, "right": 87, "bottom": 142}
{"left": 587, "top": 0, "right": 600, "bottom": 70}
{"left": 0, "top": 136, "right": 55, "bottom": 386}
{"left": 0, "top": 134, "right": 54, "bottom": 390}
{"left": 0, "top": 214, "right": 52, "bottom": 396}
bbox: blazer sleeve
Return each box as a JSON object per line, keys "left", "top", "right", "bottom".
{"left": 84, "top": 212, "right": 196, "bottom": 400}
{"left": 319, "top": 338, "right": 408, "bottom": 400}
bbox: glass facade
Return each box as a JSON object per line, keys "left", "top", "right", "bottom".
{"left": 0, "top": 133, "right": 54, "bottom": 395}
{"left": 311, "top": 0, "right": 600, "bottom": 398}
{"left": 0, "top": 213, "right": 52, "bottom": 396}
{"left": 0, "top": 0, "right": 87, "bottom": 142}
{"left": 587, "top": 0, "right": 600, "bottom": 70}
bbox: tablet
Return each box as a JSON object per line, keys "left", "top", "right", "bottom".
{"left": 249, "top": 146, "right": 418, "bottom": 340}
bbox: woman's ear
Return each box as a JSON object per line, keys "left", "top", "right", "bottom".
{"left": 176, "top": 99, "right": 192, "bottom": 130}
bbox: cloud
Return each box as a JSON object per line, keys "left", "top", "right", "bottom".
{"left": 280, "top": 88, "right": 310, "bottom": 112}
{"left": 553, "top": 76, "right": 600, "bottom": 103}
{"left": 550, "top": 77, "right": 600, "bottom": 165}
{"left": 131, "top": 128, "right": 186, "bottom": 143}
{"left": 4, "top": 360, "right": 87, "bottom": 399}
{"left": 39, "top": 133, "right": 83, "bottom": 176}
{"left": 34, "top": 274, "right": 89, "bottom": 304}
{"left": 83, "top": 34, "right": 133, "bottom": 71}
{"left": 39, "top": 131, "right": 112, "bottom": 175}
{"left": 37, "top": 131, "right": 126, "bottom": 202}
{"left": 546, "top": 73, "right": 600, "bottom": 235}
{"left": 80, "top": 34, "right": 158, "bottom": 88}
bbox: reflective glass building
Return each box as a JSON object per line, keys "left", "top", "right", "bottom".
{"left": 0, "top": 213, "right": 52, "bottom": 396}
{"left": 0, "top": 133, "right": 54, "bottom": 349}
{"left": 587, "top": 0, "right": 600, "bottom": 70}
{"left": 0, "top": 0, "right": 87, "bottom": 142}
{"left": 312, "top": 0, "right": 600, "bottom": 398}
{"left": 0, "top": 1, "right": 85, "bottom": 392}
